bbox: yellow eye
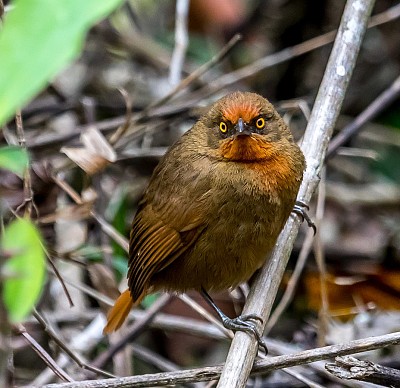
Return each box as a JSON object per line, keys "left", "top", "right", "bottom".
{"left": 219, "top": 122, "right": 228, "bottom": 133}
{"left": 255, "top": 117, "right": 265, "bottom": 129}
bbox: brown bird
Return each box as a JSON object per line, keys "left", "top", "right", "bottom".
{"left": 104, "top": 91, "right": 308, "bottom": 350}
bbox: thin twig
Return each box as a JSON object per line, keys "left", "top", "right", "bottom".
{"left": 46, "top": 250, "right": 74, "bottom": 307}
{"left": 267, "top": 338, "right": 369, "bottom": 388}
{"left": 63, "top": 278, "right": 114, "bottom": 307}
{"left": 33, "top": 310, "right": 115, "bottom": 379}
{"left": 283, "top": 368, "right": 325, "bottom": 388}
{"left": 177, "top": 294, "right": 232, "bottom": 338}
{"left": 52, "top": 174, "right": 83, "bottom": 204}
{"left": 15, "top": 325, "right": 73, "bottom": 383}
{"left": 131, "top": 344, "right": 203, "bottom": 388}
{"left": 217, "top": 1, "right": 375, "bottom": 387}
{"left": 51, "top": 174, "right": 129, "bottom": 252}
{"left": 90, "top": 213, "right": 129, "bottom": 253}
{"left": 41, "top": 331, "right": 400, "bottom": 388}
{"left": 109, "top": 88, "right": 133, "bottom": 146}
{"left": 169, "top": 0, "right": 190, "bottom": 86}
{"left": 132, "top": 343, "right": 180, "bottom": 373}
{"left": 147, "top": 34, "right": 242, "bottom": 111}
{"left": 326, "top": 74, "right": 400, "bottom": 159}
{"left": 32, "top": 314, "right": 106, "bottom": 386}
{"left": 26, "top": 308, "right": 227, "bottom": 340}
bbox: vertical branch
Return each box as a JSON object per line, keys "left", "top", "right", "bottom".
{"left": 169, "top": 0, "right": 190, "bottom": 86}
{"left": 217, "top": 0, "right": 376, "bottom": 387}
{"left": 314, "top": 169, "right": 330, "bottom": 347}
{"left": 15, "top": 111, "right": 37, "bottom": 217}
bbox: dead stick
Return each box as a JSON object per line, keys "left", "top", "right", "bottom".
{"left": 42, "top": 331, "right": 400, "bottom": 388}
{"left": 326, "top": 356, "right": 400, "bottom": 386}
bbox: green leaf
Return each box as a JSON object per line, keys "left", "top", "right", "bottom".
{"left": 0, "top": 0, "right": 124, "bottom": 126}
{"left": 0, "top": 146, "right": 29, "bottom": 177}
{"left": 1, "top": 218, "right": 46, "bottom": 322}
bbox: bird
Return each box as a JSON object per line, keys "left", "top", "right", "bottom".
{"left": 103, "top": 91, "right": 308, "bottom": 351}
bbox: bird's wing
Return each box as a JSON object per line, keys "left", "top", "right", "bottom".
{"left": 127, "top": 202, "right": 206, "bottom": 301}
{"left": 104, "top": 209, "right": 203, "bottom": 334}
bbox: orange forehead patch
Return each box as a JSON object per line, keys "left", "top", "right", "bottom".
{"left": 221, "top": 101, "right": 261, "bottom": 124}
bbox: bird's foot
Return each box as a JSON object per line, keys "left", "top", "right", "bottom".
{"left": 293, "top": 200, "right": 316, "bottom": 235}
{"left": 200, "top": 287, "right": 268, "bottom": 353}
{"left": 222, "top": 314, "right": 268, "bottom": 354}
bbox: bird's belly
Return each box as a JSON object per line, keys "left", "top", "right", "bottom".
{"left": 152, "top": 195, "right": 287, "bottom": 292}
{"left": 151, "top": 157, "right": 300, "bottom": 292}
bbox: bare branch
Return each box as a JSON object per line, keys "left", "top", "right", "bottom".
{"left": 108, "top": 88, "right": 133, "bottom": 146}
{"left": 33, "top": 310, "right": 114, "bottom": 379}
{"left": 16, "top": 325, "right": 73, "bottom": 383}
{"left": 32, "top": 314, "right": 106, "bottom": 386}
{"left": 326, "top": 356, "right": 400, "bottom": 386}
{"left": 169, "top": 0, "right": 190, "bottom": 86}
{"left": 217, "top": 1, "right": 376, "bottom": 386}
{"left": 41, "top": 331, "right": 400, "bottom": 388}
{"left": 52, "top": 175, "right": 129, "bottom": 252}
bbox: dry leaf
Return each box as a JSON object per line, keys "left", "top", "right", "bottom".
{"left": 304, "top": 269, "right": 400, "bottom": 316}
{"left": 61, "top": 126, "right": 116, "bottom": 175}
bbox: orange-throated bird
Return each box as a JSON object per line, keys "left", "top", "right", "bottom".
{"left": 104, "top": 91, "right": 311, "bottom": 351}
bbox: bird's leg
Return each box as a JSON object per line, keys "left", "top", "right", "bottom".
{"left": 200, "top": 287, "right": 268, "bottom": 354}
{"left": 292, "top": 200, "right": 316, "bottom": 234}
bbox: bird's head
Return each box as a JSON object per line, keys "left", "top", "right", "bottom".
{"left": 200, "top": 92, "right": 294, "bottom": 162}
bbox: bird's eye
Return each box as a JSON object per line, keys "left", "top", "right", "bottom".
{"left": 219, "top": 122, "right": 228, "bottom": 133}
{"left": 255, "top": 117, "right": 265, "bottom": 129}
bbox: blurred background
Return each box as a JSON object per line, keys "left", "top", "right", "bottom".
{"left": 1, "top": 0, "right": 400, "bottom": 386}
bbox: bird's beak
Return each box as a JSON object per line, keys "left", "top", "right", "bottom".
{"left": 235, "top": 118, "right": 251, "bottom": 136}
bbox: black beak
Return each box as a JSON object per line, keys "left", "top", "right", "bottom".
{"left": 235, "top": 118, "right": 251, "bottom": 136}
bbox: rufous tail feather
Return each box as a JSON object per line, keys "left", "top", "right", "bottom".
{"left": 103, "top": 289, "right": 144, "bottom": 333}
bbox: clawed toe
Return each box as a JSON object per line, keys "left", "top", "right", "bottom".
{"left": 293, "top": 201, "right": 316, "bottom": 235}
{"left": 200, "top": 288, "right": 268, "bottom": 353}
{"left": 222, "top": 315, "right": 268, "bottom": 354}
{"left": 239, "top": 313, "right": 264, "bottom": 324}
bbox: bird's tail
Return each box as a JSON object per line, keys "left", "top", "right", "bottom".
{"left": 103, "top": 289, "right": 143, "bottom": 333}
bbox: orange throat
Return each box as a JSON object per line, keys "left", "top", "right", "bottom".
{"left": 219, "top": 135, "right": 274, "bottom": 162}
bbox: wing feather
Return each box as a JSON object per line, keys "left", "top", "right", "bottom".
{"left": 127, "top": 205, "right": 205, "bottom": 301}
